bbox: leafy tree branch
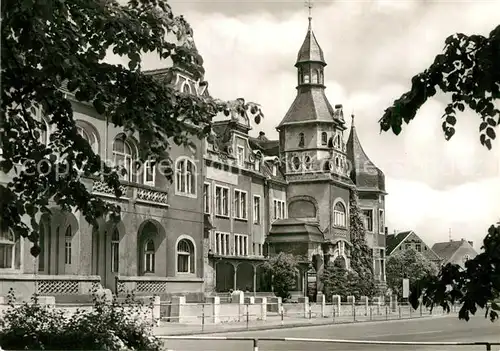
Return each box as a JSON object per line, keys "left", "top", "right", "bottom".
{"left": 1, "top": 0, "right": 264, "bottom": 252}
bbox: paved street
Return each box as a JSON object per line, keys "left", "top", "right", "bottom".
{"left": 161, "top": 314, "right": 500, "bottom": 351}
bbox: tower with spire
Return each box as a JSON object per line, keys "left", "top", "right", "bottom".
{"left": 266, "top": 10, "right": 388, "bottom": 291}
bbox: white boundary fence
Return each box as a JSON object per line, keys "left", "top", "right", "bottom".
{"left": 159, "top": 336, "right": 500, "bottom": 351}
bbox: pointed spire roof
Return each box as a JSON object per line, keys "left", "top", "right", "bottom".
{"left": 346, "top": 117, "right": 386, "bottom": 193}
{"left": 295, "top": 18, "right": 326, "bottom": 66}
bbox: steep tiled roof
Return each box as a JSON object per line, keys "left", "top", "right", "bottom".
{"left": 277, "top": 89, "right": 336, "bottom": 128}
{"left": 295, "top": 18, "right": 326, "bottom": 66}
{"left": 346, "top": 120, "right": 386, "bottom": 192}
{"left": 431, "top": 241, "right": 465, "bottom": 263}
{"left": 386, "top": 231, "right": 411, "bottom": 254}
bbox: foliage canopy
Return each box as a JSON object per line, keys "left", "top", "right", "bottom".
{"left": 0, "top": 0, "right": 263, "bottom": 253}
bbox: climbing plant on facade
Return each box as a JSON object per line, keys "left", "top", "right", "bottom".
{"left": 0, "top": 0, "right": 264, "bottom": 253}
{"left": 348, "top": 189, "right": 377, "bottom": 296}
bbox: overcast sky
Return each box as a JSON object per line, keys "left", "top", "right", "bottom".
{"left": 139, "top": 0, "right": 500, "bottom": 249}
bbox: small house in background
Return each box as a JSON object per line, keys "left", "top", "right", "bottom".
{"left": 431, "top": 239, "right": 478, "bottom": 269}
{"left": 386, "top": 230, "right": 442, "bottom": 266}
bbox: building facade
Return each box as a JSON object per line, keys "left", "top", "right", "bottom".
{"left": 386, "top": 230, "right": 442, "bottom": 266}
{"left": 0, "top": 17, "right": 388, "bottom": 300}
{"left": 431, "top": 239, "right": 478, "bottom": 269}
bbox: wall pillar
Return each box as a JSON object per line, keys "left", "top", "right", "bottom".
{"left": 317, "top": 292, "right": 326, "bottom": 317}
{"left": 298, "top": 296, "right": 309, "bottom": 318}
{"left": 255, "top": 297, "right": 267, "bottom": 321}
{"left": 332, "top": 295, "right": 341, "bottom": 316}
{"left": 233, "top": 264, "right": 237, "bottom": 290}
{"left": 171, "top": 296, "right": 186, "bottom": 323}
{"left": 206, "top": 296, "right": 220, "bottom": 324}
{"left": 151, "top": 296, "right": 161, "bottom": 320}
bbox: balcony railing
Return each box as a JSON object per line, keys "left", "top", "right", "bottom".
{"left": 92, "top": 180, "right": 169, "bottom": 207}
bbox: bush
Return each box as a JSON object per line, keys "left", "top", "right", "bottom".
{"left": 263, "top": 252, "right": 298, "bottom": 301}
{"left": 0, "top": 286, "right": 162, "bottom": 351}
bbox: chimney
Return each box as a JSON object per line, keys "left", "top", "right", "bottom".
{"left": 393, "top": 229, "right": 397, "bottom": 235}
{"left": 468, "top": 241, "right": 473, "bottom": 248}
{"left": 384, "top": 227, "right": 388, "bottom": 235}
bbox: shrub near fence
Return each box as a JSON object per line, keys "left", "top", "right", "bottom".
{"left": 0, "top": 288, "right": 162, "bottom": 351}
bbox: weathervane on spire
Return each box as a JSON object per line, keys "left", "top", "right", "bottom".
{"left": 305, "top": 0, "right": 314, "bottom": 19}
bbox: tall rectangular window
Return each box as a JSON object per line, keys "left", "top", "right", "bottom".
{"left": 362, "top": 209, "right": 374, "bottom": 232}
{"left": 236, "top": 146, "right": 245, "bottom": 166}
{"left": 234, "top": 189, "right": 247, "bottom": 220}
{"left": 273, "top": 199, "right": 286, "bottom": 220}
{"left": 214, "top": 232, "right": 230, "bottom": 255}
{"left": 215, "top": 185, "right": 229, "bottom": 217}
{"left": 253, "top": 195, "right": 261, "bottom": 224}
{"left": 203, "top": 183, "right": 210, "bottom": 214}
{"left": 379, "top": 209, "right": 385, "bottom": 234}
{"left": 235, "top": 234, "right": 248, "bottom": 256}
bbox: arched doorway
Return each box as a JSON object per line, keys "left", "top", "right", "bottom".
{"left": 256, "top": 265, "right": 271, "bottom": 292}
{"left": 236, "top": 262, "right": 254, "bottom": 291}
{"left": 215, "top": 261, "right": 234, "bottom": 292}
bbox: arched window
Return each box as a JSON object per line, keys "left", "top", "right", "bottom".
{"left": 298, "top": 133, "right": 305, "bottom": 148}
{"left": 333, "top": 202, "right": 346, "bottom": 227}
{"left": 77, "top": 124, "right": 98, "bottom": 153}
{"left": 175, "top": 158, "right": 196, "bottom": 196}
{"left": 319, "top": 71, "right": 324, "bottom": 84}
{"left": 182, "top": 81, "right": 192, "bottom": 94}
{"left": 321, "top": 132, "right": 327, "bottom": 146}
{"left": 144, "top": 239, "right": 155, "bottom": 273}
{"left": 112, "top": 137, "right": 135, "bottom": 182}
{"left": 64, "top": 226, "right": 72, "bottom": 265}
{"left": 177, "top": 238, "right": 195, "bottom": 274}
{"left": 111, "top": 229, "right": 119, "bottom": 273}
{"left": 0, "top": 229, "right": 15, "bottom": 269}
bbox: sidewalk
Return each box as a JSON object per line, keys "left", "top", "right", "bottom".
{"left": 154, "top": 311, "right": 454, "bottom": 336}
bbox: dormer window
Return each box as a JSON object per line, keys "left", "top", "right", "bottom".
{"left": 254, "top": 159, "right": 260, "bottom": 172}
{"left": 321, "top": 132, "right": 327, "bottom": 146}
{"left": 334, "top": 135, "right": 341, "bottom": 149}
{"left": 181, "top": 81, "right": 192, "bottom": 94}
{"left": 236, "top": 146, "right": 245, "bottom": 167}
{"left": 298, "top": 133, "right": 305, "bottom": 148}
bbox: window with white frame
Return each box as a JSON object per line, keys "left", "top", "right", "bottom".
{"left": 203, "top": 183, "right": 211, "bottom": 214}
{"left": 214, "top": 232, "right": 230, "bottom": 255}
{"left": 175, "top": 158, "right": 196, "bottom": 196}
{"left": 144, "top": 239, "right": 155, "bottom": 273}
{"left": 143, "top": 160, "right": 156, "bottom": 187}
{"left": 273, "top": 199, "right": 286, "bottom": 220}
{"left": 177, "top": 238, "right": 195, "bottom": 273}
{"left": 236, "top": 145, "right": 245, "bottom": 166}
{"left": 77, "top": 124, "right": 98, "bottom": 153}
{"left": 235, "top": 234, "right": 248, "bottom": 256}
{"left": 253, "top": 195, "right": 261, "bottom": 224}
{"left": 215, "top": 185, "right": 229, "bottom": 217}
{"left": 362, "top": 209, "right": 374, "bottom": 232}
{"left": 379, "top": 209, "right": 385, "bottom": 234}
{"left": 233, "top": 189, "right": 247, "bottom": 220}
{"left": 112, "top": 137, "right": 135, "bottom": 182}
{"left": 0, "top": 229, "right": 16, "bottom": 269}
{"left": 111, "top": 229, "right": 119, "bottom": 273}
{"left": 254, "top": 159, "right": 260, "bottom": 172}
{"left": 64, "top": 226, "right": 72, "bottom": 265}
{"left": 333, "top": 202, "right": 346, "bottom": 227}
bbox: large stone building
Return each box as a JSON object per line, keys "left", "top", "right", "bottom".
{"left": 0, "top": 17, "right": 387, "bottom": 301}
